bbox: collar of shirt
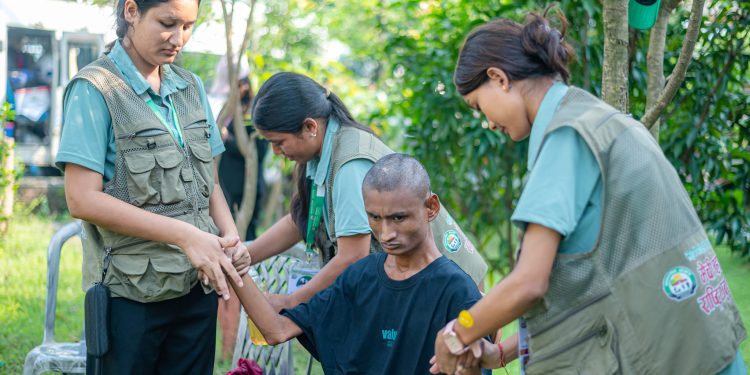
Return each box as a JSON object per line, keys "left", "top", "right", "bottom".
{"left": 107, "top": 40, "right": 189, "bottom": 100}
{"left": 306, "top": 117, "right": 340, "bottom": 187}
{"left": 526, "top": 81, "right": 569, "bottom": 171}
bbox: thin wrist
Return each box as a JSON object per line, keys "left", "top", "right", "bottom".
{"left": 454, "top": 321, "right": 471, "bottom": 346}
{"left": 220, "top": 225, "right": 239, "bottom": 238}
{"left": 174, "top": 222, "right": 200, "bottom": 249}
{"left": 287, "top": 292, "right": 301, "bottom": 307}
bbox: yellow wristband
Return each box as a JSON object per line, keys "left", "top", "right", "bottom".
{"left": 458, "top": 310, "right": 474, "bottom": 328}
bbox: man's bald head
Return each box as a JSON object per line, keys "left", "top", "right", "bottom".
{"left": 362, "top": 153, "right": 431, "bottom": 199}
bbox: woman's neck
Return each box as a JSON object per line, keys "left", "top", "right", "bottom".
{"left": 314, "top": 121, "right": 328, "bottom": 158}
{"left": 523, "top": 77, "right": 556, "bottom": 125}
{"left": 122, "top": 38, "right": 161, "bottom": 93}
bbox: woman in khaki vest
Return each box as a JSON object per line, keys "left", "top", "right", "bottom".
{"left": 246, "top": 72, "right": 487, "bottom": 313}
{"left": 57, "top": 0, "right": 249, "bottom": 373}
{"left": 431, "top": 7, "right": 746, "bottom": 375}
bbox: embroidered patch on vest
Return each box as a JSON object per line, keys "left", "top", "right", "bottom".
{"left": 662, "top": 266, "right": 698, "bottom": 301}
{"left": 443, "top": 230, "right": 463, "bottom": 253}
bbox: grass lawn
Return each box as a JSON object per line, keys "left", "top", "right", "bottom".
{"left": 1, "top": 212, "right": 748, "bottom": 374}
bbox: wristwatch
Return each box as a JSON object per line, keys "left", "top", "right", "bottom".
{"left": 442, "top": 319, "right": 482, "bottom": 357}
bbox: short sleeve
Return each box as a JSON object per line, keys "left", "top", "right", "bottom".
{"left": 447, "top": 271, "right": 482, "bottom": 316}
{"left": 511, "top": 127, "right": 600, "bottom": 237}
{"left": 192, "top": 73, "right": 225, "bottom": 157}
{"left": 55, "top": 79, "right": 112, "bottom": 177}
{"left": 332, "top": 159, "right": 374, "bottom": 237}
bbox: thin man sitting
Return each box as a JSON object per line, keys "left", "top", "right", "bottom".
{"left": 230, "top": 153, "right": 487, "bottom": 374}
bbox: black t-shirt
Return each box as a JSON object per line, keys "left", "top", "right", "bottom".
{"left": 281, "top": 252, "right": 482, "bottom": 375}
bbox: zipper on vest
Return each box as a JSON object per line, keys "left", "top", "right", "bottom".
{"left": 180, "top": 135, "right": 202, "bottom": 217}
{"left": 116, "top": 128, "right": 170, "bottom": 140}
{"left": 106, "top": 238, "right": 149, "bottom": 252}
{"left": 183, "top": 121, "right": 211, "bottom": 139}
{"left": 526, "top": 325, "right": 608, "bottom": 365}
{"left": 183, "top": 121, "right": 206, "bottom": 130}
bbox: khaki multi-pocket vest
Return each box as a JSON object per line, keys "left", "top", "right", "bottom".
{"left": 522, "top": 87, "right": 745, "bottom": 374}
{"left": 68, "top": 57, "right": 219, "bottom": 303}
{"left": 314, "top": 126, "right": 488, "bottom": 285}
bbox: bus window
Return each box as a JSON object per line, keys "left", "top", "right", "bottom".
{"left": 7, "top": 27, "right": 53, "bottom": 145}
{"left": 66, "top": 42, "right": 98, "bottom": 82}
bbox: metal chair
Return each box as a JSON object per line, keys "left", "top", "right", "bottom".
{"left": 231, "top": 244, "right": 317, "bottom": 375}
{"left": 23, "top": 221, "right": 86, "bottom": 375}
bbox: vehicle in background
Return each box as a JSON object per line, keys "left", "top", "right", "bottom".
{"left": 0, "top": 0, "right": 113, "bottom": 173}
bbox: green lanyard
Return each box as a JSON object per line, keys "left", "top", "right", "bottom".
{"left": 146, "top": 99, "right": 184, "bottom": 147}
{"left": 304, "top": 182, "right": 325, "bottom": 263}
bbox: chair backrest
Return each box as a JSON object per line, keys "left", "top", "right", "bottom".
{"left": 43, "top": 220, "right": 83, "bottom": 345}
{"left": 232, "top": 246, "right": 308, "bottom": 374}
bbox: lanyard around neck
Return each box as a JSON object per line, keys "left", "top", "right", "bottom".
{"left": 146, "top": 98, "right": 183, "bottom": 147}
{"left": 304, "top": 182, "right": 325, "bottom": 262}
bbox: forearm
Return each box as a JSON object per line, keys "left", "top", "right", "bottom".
{"left": 500, "top": 333, "right": 519, "bottom": 363}
{"left": 68, "top": 188, "right": 199, "bottom": 248}
{"left": 209, "top": 180, "right": 238, "bottom": 238}
{"left": 453, "top": 224, "right": 559, "bottom": 345}
{"left": 287, "top": 255, "right": 349, "bottom": 305}
{"left": 454, "top": 271, "right": 542, "bottom": 345}
{"left": 229, "top": 274, "right": 302, "bottom": 345}
{"left": 248, "top": 214, "right": 302, "bottom": 264}
{"left": 287, "top": 234, "right": 369, "bottom": 305}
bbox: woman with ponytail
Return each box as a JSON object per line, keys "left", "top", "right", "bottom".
{"left": 56, "top": 1, "right": 249, "bottom": 373}
{"left": 432, "top": 7, "right": 746, "bottom": 375}
{"left": 246, "top": 72, "right": 488, "bottom": 312}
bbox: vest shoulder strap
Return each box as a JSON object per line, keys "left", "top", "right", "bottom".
{"left": 330, "top": 126, "right": 393, "bottom": 173}
{"left": 542, "top": 87, "right": 648, "bottom": 167}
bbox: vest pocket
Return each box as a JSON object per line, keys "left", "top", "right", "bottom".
{"left": 526, "top": 319, "right": 620, "bottom": 375}
{"left": 187, "top": 140, "right": 213, "bottom": 197}
{"left": 123, "top": 152, "right": 160, "bottom": 206}
{"left": 105, "top": 251, "right": 194, "bottom": 302}
{"left": 154, "top": 148, "right": 186, "bottom": 204}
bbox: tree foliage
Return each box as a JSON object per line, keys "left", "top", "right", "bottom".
{"left": 179, "top": 0, "right": 748, "bottom": 267}
{"left": 322, "top": 0, "right": 750, "bottom": 269}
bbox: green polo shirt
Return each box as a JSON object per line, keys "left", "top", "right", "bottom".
{"left": 511, "top": 82, "right": 602, "bottom": 254}
{"left": 306, "top": 118, "right": 373, "bottom": 238}
{"left": 56, "top": 40, "right": 224, "bottom": 181}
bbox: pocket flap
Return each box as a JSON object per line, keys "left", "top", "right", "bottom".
{"left": 154, "top": 148, "right": 184, "bottom": 169}
{"left": 182, "top": 111, "right": 207, "bottom": 127}
{"left": 149, "top": 252, "right": 193, "bottom": 273}
{"left": 189, "top": 141, "right": 213, "bottom": 162}
{"left": 110, "top": 254, "right": 150, "bottom": 275}
{"left": 124, "top": 152, "right": 156, "bottom": 174}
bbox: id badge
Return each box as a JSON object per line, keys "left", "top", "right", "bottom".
{"left": 287, "top": 261, "right": 320, "bottom": 294}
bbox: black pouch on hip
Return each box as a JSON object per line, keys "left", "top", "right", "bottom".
{"left": 84, "top": 249, "right": 112, "bottom": 357}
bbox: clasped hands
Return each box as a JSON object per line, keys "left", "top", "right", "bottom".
{"left": 181, "top": 230, "right": 251, "bottom": 301}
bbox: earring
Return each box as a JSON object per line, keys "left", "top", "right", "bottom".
{"left": 311, "top": 133, "right": 317, "bottom": 137}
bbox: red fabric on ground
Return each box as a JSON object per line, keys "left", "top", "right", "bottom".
{"left": 225, "top": 358, "right": 263, "bottom": 375}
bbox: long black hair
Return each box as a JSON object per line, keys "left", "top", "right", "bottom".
{"left": 454, "top": 6, "right": 574, "bottom": 95}
{"left": 252, "top": 72, "right": 373, "bottom": 237}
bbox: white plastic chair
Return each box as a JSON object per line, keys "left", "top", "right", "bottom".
{"left": 23, "top": 221, "right": 86, "bottom": 375}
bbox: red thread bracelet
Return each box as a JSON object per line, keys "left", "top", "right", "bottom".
{"left": 497, "top": 341, "right": 510, "bottom": 375}
{"left": 497, "top": 341, "right": 506, "bottom": 367}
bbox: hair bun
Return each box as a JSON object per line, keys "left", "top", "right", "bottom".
{"left": 520, "top": 8, "right": 573, "bottom": 83}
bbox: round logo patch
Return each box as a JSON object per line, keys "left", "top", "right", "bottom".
{"left": 662, "top": 266, "right": 698, "bottom": 301}
{"left": 443, "top": 230, "right": 463, "bottom": 253}
{"left": 296, "top": 275, "right": 312, "bottom": 288}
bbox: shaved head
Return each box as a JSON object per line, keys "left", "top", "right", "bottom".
{"left": 362, "top": 153, "right": 431, "bottom": 199}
